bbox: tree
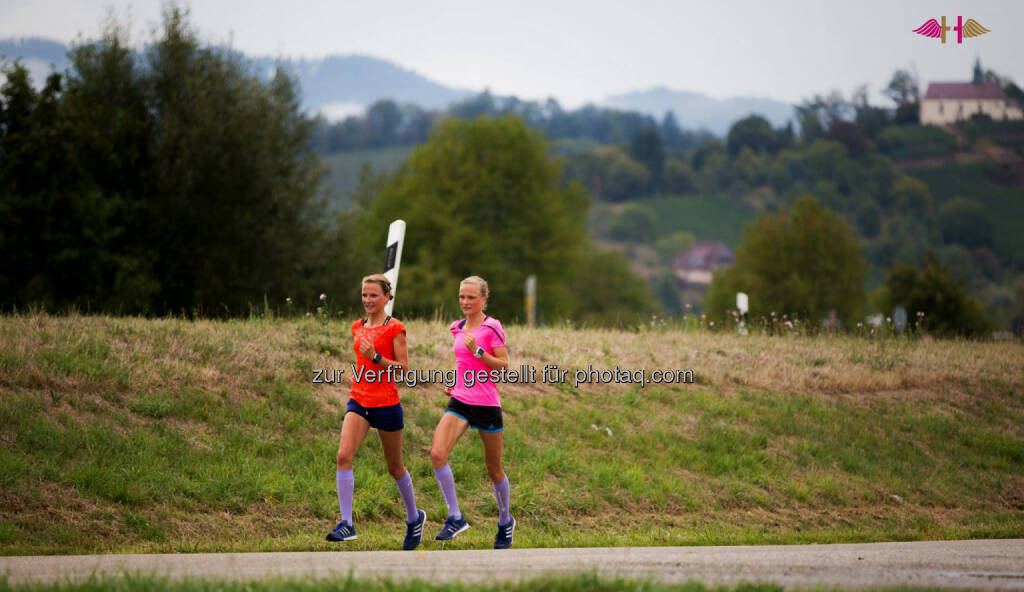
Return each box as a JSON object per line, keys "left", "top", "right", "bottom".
{"left": 654, "top": 230, "right": 695, "bottom": 263}
{"left": 662, "top": 157, "right": 696, "bottom": 194}
{"left": 727, "top": 114, "right": 775, "bottom": 155}
{"left": 365, "top": 99, "right": 402, "bottom": 146}
{"left": 705, "top": 196, "right": 867, "bottom": 324}
{"left": 881, "top": 252, "right": 991, "bottom": 337}
{"left": 884, "top": 69, "right": 920, "bottom": 124}
{"left": 1, "top": 9, "right": 337, "bottom": 314}
{"left": 884, "top": 69, "right": 920, "bottom": 107}
{"left": 595, "top": 146, "right": 652, "bottom": 200}
{"left": 938, "top": 198, "right": 993, "bottom": 248}
{"left": 356, "top": 115, "right": 654, "bottom": 322}
{"left": 629, "top": 126, "right": 664, "bottom": 186}
{"left": 889, "top": 175, "right": 934, "bottom": 217}
{"left": 607, "top": 203, "right": 658, "bottom": 242}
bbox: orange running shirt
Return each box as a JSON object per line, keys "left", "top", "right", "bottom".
{"left": 349, "top": 317, "right": 405, "bottom": 408}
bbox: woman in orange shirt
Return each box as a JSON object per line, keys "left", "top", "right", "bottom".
{"left": 325, "top": 274, "right": 426, "bottom": 550}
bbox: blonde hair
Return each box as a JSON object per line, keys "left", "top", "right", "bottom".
{"left": 460, "top": 276, "right": 489, "bottom": 298}
{"left": 362, "top": 274, "right": 392, "bottom": 299}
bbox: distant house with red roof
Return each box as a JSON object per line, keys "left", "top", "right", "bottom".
{"left": 674, "top": 241, "right": 733, "bottom": 285}
{"left": 920, "top": 81, "right": 1023, "bottom": 125}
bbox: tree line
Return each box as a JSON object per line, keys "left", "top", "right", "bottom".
{"left": 1, "top": 11, "right": 342, "bottom": 315}
{"left": 0, "top": 10, "right": 656, "bottom": 323}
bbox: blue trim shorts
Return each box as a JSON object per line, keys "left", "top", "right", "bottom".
{"left": 346, "top": 399, "right": 404, "bottom": 432}
{"left": 445, "top": 397, "right": 503, "bottom": 433}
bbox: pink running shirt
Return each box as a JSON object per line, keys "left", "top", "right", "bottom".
{"left": 449, "top": 316, "right": 506, "bottom": 407}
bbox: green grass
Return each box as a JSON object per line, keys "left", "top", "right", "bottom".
{"left": 321, "top": 146, "right": 414, "bottom": 210}
{"left": 906, "top": 162, "right": 1024, "bottom": 265}
{"left": 636, "top": 195, "right": 755, "bottom": 246}
{"left": 0, "top": 314, "right": 1022, "bottom": 554}
{"left": 0, "top": 574, "right": 807, "bottom": 592}
{"left": 0, "top": 573, "right": 962, "bottom": 592}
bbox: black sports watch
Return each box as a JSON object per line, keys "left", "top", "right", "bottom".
{"left": 372, "top": 352, "right": 383, "bottom": 364}
{"left": 474, "top": 346, "right": 485, "bottom": 359}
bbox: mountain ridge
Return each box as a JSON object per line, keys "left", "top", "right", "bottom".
{"left": 2, "top": 37, "right": 795, "bottom": 133}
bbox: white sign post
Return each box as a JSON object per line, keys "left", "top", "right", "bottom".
{"left": 736, "top": 292, "right": 749, "bottom": 336}
{"left": 525, "top": 275, "right": 537, "bottom": 327}
{"left": 383, "top": 220, "right": 406, "bottom": 316}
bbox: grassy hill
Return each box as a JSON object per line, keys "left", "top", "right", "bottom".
{"left": 906, "top": 162, "right": 1024, "bottom": 266}
{"left": 1, "top": 314, "right": 1022, "bottom": 555}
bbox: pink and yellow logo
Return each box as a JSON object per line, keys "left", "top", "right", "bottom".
{"left": 913, "top": 16, "right": 990, "bottom": 44}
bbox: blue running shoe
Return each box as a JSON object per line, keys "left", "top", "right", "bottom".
{"left": 493, "top": 516, "right": 515, "bottom": 549}
{"left": 325, "top": 520, "right": 357, "bottom": 542}
{"left": 403, "top": 509, "right": 426, "bottom": 550}
{"left": 434, "top": 515, "right": 470, "bottom": 541}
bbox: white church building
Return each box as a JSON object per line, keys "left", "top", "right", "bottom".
{"left": 920, "top": 80, "right": 1023, "bottom": 125}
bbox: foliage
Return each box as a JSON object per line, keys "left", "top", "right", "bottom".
{"left": 726, "top": 114, "right": 776, "bottom": 156}
{"left": 705, "top": 196, "right": 867, "bottom": 323}
{"left": 354, "top": 115, "right": 654, "bottom": 323}
{"left": 654, "top": 230, "right": 696, "bottom": 263}
{"left": 0, "top": 9, "right": 339, "bottom": 315}
{"left": 876, "top": 125, "right": 957, "bottom": 160}
{"left": 607, "top": 204, "right": 659, "bottom": 242}
{"left": 879, "top": 252, "right": 992, "bottom": 337}
{"left": 939, "top": 198, "right": 994, "bottom": 248}
{"left": 628, "top": 126, "right": 665, "bottom": 184}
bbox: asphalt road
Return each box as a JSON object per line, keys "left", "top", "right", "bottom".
{"left": 3, "top": 539, "right": 1024, "bottom": 590}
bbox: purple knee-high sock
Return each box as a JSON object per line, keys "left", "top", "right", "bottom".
{"left": 395, "top": 471, "right": 419, "bottom": 523}
{"left": 493, "top": 476, "right": 511, "bottom": 525}
{"left": 433, "top": 464, "right": 462, "bottom": 520}
{"left": 336, "top": 469, "right": 354, "bottom": 523}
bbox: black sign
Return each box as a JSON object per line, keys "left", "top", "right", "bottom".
{"left": 384, "top": 242, "right": 398, "bottom": 271}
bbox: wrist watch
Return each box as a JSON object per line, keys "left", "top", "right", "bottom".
{"left": 474, "top": 347, "right": 485, "bottom": 359}
{"left": 372, "top": 352, "right": 382, "bottom": 364}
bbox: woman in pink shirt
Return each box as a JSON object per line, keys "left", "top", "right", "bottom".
{"left": 429, "top": 276, "right": 516, "bottom": 549}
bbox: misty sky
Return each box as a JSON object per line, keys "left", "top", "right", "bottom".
{"left": 3, "top": 0, "right": 1022, "bottom": 107}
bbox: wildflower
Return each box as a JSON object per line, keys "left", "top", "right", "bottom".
{"left": 286, "top": 297, "right": 292, "bottom": 303}
{"left": 886, "top": 317, "right": 891, "bottom": 323}
{"left": 700, "top": 313, "right": 706, "bottom": 320}
{"left": 770, "top": 311, "right": 776, "bottom": 316}
{"left": 685, "top": 303, "right": 692, "bottom": 309}
{"left": 857, "top": 322, "right": 863, "bottom": 327}
{"left": 320, "top": 293, "right": 327, "bottom": 301}
{"left": 709, "top": 321, "right": 715, "bottom": 327}
{"left": 785, "top": 321, "right": 793, "bottom": 329}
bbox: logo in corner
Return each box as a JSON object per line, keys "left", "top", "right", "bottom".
{"left": 913, "top": 16, "right": 990, "bottom": 44}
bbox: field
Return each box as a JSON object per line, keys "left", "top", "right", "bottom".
{"left": 0, "top": 314, "right": 1022, "bottom": 556}
{"left": 594, "top": 195, "right": 756, "bottom": 246}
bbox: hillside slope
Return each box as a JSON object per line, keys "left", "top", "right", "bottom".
{"left": 1, "top": 315, "right": 1022, "bottom": 554}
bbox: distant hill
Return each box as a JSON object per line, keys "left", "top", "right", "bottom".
{"left": 1, "top": 37, "right": 474, "bottom": 120}
{"left": 250, "top": 54, "right": 475, "bottom": 118}
{"left": 3, "top": 38, "right": 795, "bottom": 133}
{"left": 0, "top": 37, "right": 70, "bottom": 87}
{"left": 603, "top": 86, "right": 793, "bottom": 136}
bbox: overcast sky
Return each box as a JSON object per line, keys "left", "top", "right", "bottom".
{"left": 3, "top": 0, "right": 1022, "bottom": 107}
